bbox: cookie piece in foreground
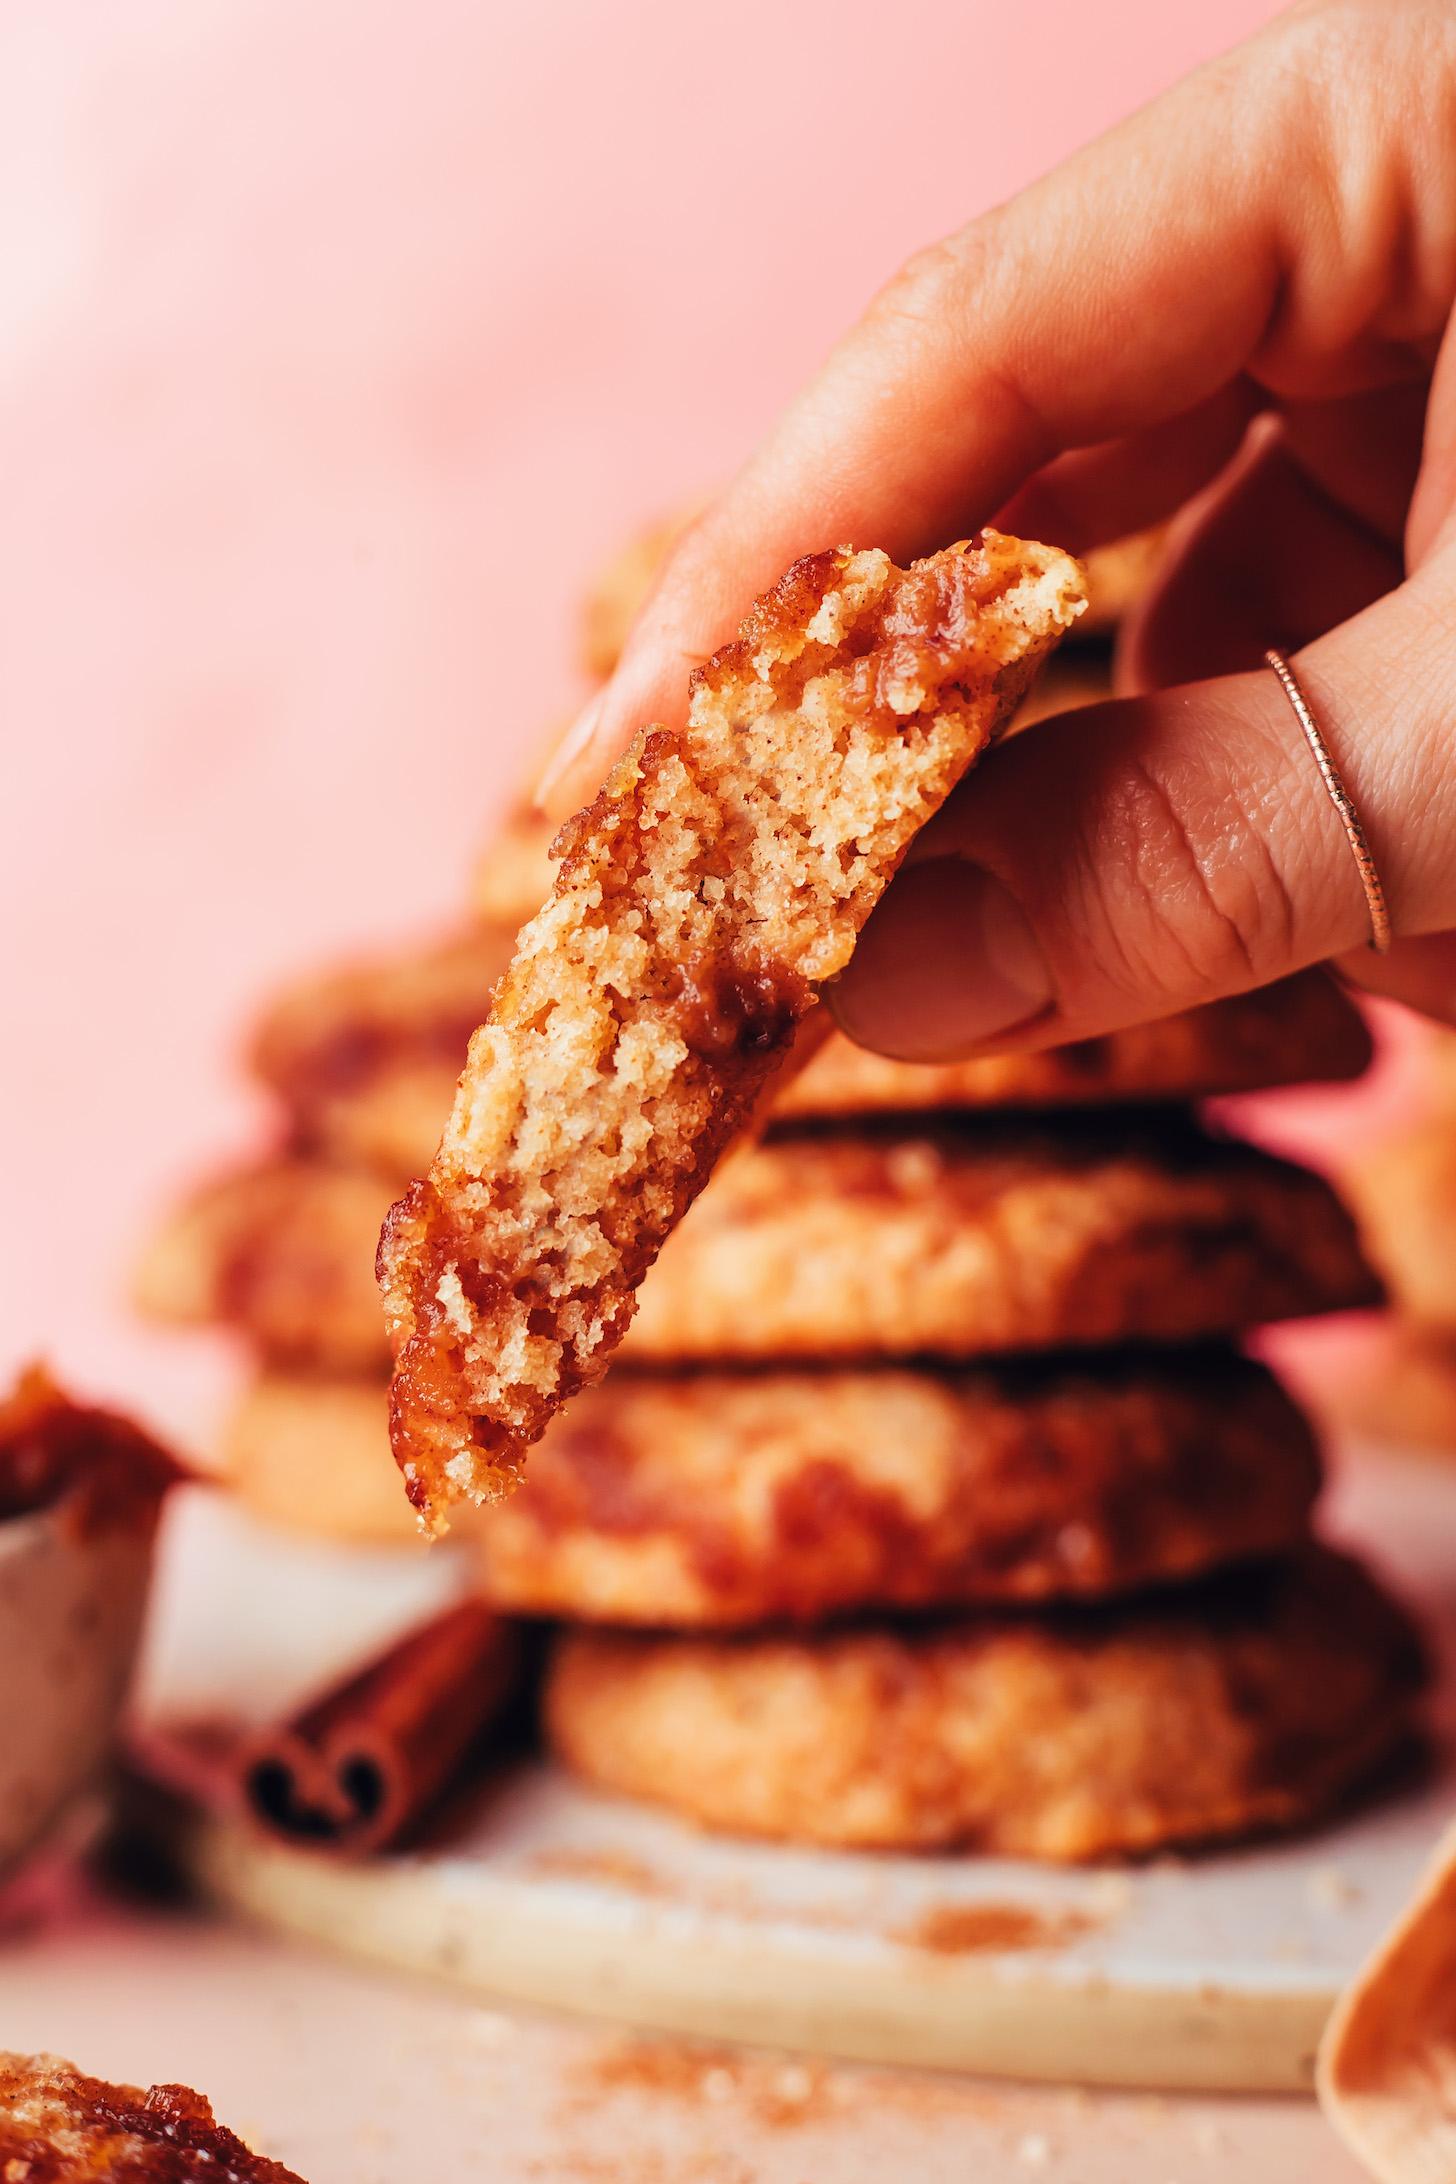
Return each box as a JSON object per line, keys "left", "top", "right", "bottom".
{"left": 475, "top": 1349, "right": 1320, "bottom": 1625}
{"left": 466, "top": 511, "right": 1158, "bottom": 935}
{"left": 379, "top": 533, "right": 1086, "bottom": 1521}
{"left": 777, "top": 969, "right": 1370, "bottom": 1122}
{"left": 621, "top": 1113, "right": 1381, "bottom": 1364}
{"left": 546, "top": 1546, "right": 1425, "bottom": 1860}
{"left": 0, "top": 2052, "right": 305, "bottom": 2182}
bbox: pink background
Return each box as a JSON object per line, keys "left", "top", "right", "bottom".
{"left": 2, "top": 0, "right": 1324, "bottom": 1455}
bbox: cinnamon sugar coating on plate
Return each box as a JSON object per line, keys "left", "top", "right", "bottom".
{"left": 0, "top": 2053, "right": 306, "bottom": 2183}
{"left": 779, "top": 970, "right": 1370, "bottom": 1122}
{"left": 546, "top": 1545, "right": 1425, "bottom": 1860}
{"left": 621, "top": 1112, "right": 1381, "bottom": 1364}
{"left": 379, "top": 532, "right": 1087, "bottom": 1522}
{"left": 475, "top": 1347, "right": 1319, "bottom": 1625}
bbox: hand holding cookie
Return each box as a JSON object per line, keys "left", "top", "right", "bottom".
{"left": 553, "top": 0, "right": 1456, "bottom": 1056}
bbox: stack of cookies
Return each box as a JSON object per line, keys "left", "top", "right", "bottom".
{"left": 136, "top": 919, "right": 516, "bottom": 1544}
{"left": 495, "top": 984, "right": 1425, "bottom": 1862}
{"left": 138, "top": 512, "right": 1426, "bottom": 1865}
{"left": 139, "top": 944, "right": 1425, "bottom": 1862}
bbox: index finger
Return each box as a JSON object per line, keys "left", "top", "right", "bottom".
{"left": 547, "top": 0, "right": 1452, "bottom": 814}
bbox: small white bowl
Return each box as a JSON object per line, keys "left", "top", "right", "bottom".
{"left": 0, "top": 1380, "right": 173, "bottom": 1882}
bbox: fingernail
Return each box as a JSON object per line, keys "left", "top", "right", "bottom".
{"left": 831, "top": 860, "right": 1054, "bottom": 1060}
{"left": 532, "top": 689, "right": 606, "bottom": 814}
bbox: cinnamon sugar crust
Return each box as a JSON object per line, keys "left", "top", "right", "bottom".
{"left": 0, "top": 2053, "right": 306, "bottom": 2183}
{"left": 476, "top": 1348, "right": 1319, "bottom": 1625}
{"left": 621, "top": 1113, "right": 1382, "bottom": 1364}
{"left": 468, "top": 658, "right": 1108, "bottom": 940}
{"left": 379, "top": 533, "right": 1087, "bottom": 1522}
{"left": 546, "top": 1545, "right": 1425, "bottom": 1860}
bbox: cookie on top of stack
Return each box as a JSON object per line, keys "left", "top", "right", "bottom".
{"left": 137, "top": 511, "right": 1424, "bottom": 1864}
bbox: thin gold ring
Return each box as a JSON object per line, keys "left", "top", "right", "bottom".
{"left": 1265, "top": 649, "right": 1391, "bottom": 955}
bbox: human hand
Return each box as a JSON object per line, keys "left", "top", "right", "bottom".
{"left": 542, "top": 0, "right": 1456, "bottom": 1059}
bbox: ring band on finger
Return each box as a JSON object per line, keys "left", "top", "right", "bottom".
{"left": 1265, "top": 650, "right": 1391, "bottom": 955}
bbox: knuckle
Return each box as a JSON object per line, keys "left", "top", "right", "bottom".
{"left": 865, "top": 214, "right": 1008, "bottom": 341}
{"left": 1088, "top": 757, "right": 1298, "bottom": 1001}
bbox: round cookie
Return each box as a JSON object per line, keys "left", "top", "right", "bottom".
{"left": 223, "top": 1374, "right": 419, "bottom": 1545}
{"left": 1340, "top": 1114, "right": 1456, "bottom": 1330}
{"left": 475, "top": 1349, "right": 1321, "bottom": 1624}
{"left": 546, "top": 1546, "right": 1425, "bottom": 1861}
{"left": 250, "top": 923, "right": 514, "bottom": 1179}
{"left": 1304, "top": 1319, "right": 1456, "bottom": 1455}
{"left": 775, "top": 970, "right": 1370, "bottom": 1123}
{"left": 134, "top": 1160, "right": 395, "bottom": 1375}
{"left": 243, "top": 945, "right": 1370, "bottom": 1185}
{"left": 623, "top": 1113, "right": 1381, "bottom": 1365}
{"left": 137, "top": 1116, "right": 1379, "bottom": 1374}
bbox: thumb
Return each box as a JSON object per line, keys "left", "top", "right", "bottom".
{"left": 830, "top": 547, "right": 1456, "bottom": 1058}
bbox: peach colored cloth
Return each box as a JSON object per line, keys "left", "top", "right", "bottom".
{"left": 1, "top": 0, "right": 1308, "bottom": 1459}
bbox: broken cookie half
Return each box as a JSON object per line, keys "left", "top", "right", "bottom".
{"left": 379, "top": 530, "right": 1087, "bottom": 1524}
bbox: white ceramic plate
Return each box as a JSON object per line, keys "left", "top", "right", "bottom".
{"left": 138, "top": 1442, "right": 1456, "bottom": 2092}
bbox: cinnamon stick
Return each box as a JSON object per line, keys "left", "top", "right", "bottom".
{"left": 243, "top": 1598, "right": 518, "bottom": 1854}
